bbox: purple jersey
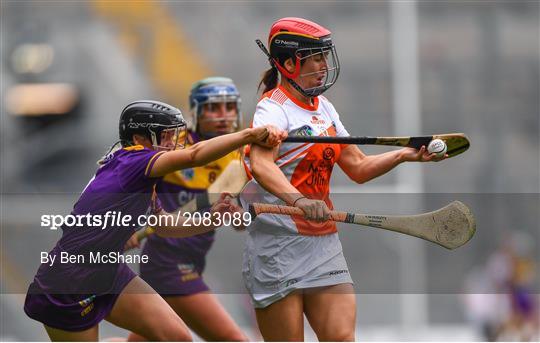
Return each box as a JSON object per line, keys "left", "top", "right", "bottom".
{"left": 27, "top": 145, "right": 164, "bottom": 295}
{"left": 25, "top": 145, "right": 165, "bottom": 330}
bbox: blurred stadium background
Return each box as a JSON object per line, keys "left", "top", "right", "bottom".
{"left": 1, "top": 1, "right": 538, "bottom": 341}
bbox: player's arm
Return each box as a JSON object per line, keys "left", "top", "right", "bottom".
{"left": 250, "top": 144, "right": 330, "bottom": 221}
{"left": 249, "top": 144, "right": 304, "bottom": 206}
{"left": 337, "top": 145, "right": 438, "bottom": 184}
{"left": 149, "top": 126, "right": 286, "bottom": 178}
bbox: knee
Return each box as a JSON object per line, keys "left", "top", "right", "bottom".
{"left": 156, "top": 331, "right": 192, "bottom": 342}
{"left": 219, "top": 330, "right": 249, "bottom": 342}
{"left": 320, "top": 327, "right": 355, "bottom": 342}
{"left": 336, "top": 330, "right": 355, "bottom": 342}
{"left": 206, "top": 326, "right": 248, "bottom": 342}
{"left": 153, "top": 323, "right": 192, "bottom": 342}
{"left": 127, "top": 332, "right": 146, "bottom": 341}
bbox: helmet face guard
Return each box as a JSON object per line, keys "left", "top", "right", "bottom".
{"left": 189, "top": 77, "right": 242, "bottom": 138}
{"left": 258, "top": 17, "right": 340, "bottom": 97}
{"left": 141, "top": 122, "right": 187, "bottom": 151}
{"left": 119, "top": 100, "right": 187, "bottom": 151}
{"left": 293, "top": 46, "right": 340, "bottom": 97}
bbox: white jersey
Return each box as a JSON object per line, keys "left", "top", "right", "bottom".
{"left": 241, "top": 85, "right": 349, "bottom": 235}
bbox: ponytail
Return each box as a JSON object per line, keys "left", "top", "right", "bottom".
{"left": 258, "top": 66, "right": 279, "bottom": 94}
{"left": 96, "top": 141, "right": 122, "bottom": 166}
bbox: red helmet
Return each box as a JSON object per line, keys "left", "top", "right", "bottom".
{"left": 257, "top": 17, "right": 340, "bottom": 97}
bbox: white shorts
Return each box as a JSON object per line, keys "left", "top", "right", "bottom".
{"left": 242, "top": 225, "right": 353, "bottom": 308}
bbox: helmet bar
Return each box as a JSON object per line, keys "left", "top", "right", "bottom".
{"left": 256, "top": 39, "right": 302, "bottom": 80}
{"left": 256, "top": 37, "right": 340, "bottom": 98}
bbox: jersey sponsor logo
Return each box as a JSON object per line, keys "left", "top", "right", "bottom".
{"left": 311, "top": 116, "right": 325, "bottom": 125}
{"left": 274, "top": 39, "right": 299, "bottom": 47}
{"left": 177, "top": 190, "right": 196, "bottom": 205}
{"left": 306, "top": 159, "right": 333, "bottom": 186}
{"left": 181, "top": 168, "right": 195, "bottom": 180}
{"left": 323, "top": 147, "right": 335, "bottom": 160}
{"left": 290, "top": 125, "right": 314, "bottom": 137}
{"left": 310, "top": 116, "right": 328, "bottom": 132}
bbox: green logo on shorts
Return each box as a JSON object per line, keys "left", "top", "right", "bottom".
{"left": 284, "top": 279, "right": 298, "bottom": 287}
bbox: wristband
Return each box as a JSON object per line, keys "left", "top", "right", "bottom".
{"left": 292, "top": 196, "right": 306, "bottom": 207}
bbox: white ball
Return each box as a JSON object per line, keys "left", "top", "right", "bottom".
{"left": 427, "top": 139, "right": 447, "bottom": 158}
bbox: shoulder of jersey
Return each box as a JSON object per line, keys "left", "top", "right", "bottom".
{"left": 260, "top": 88, "right": 289, "bottom": 106}
{"left": 120, "top": 145, "right": 156, "bottom": 157}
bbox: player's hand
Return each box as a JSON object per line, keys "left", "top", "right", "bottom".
{"left": 399, "top": 146, "right": 448, "bottom": 162}
{"left": 294, "top": 197, "right": 331, "bottom": 222}
{"left": 211, "top": 192, "right": 234, "bottom": 214}
{"left": 250, "top": 125, "right": 288, "bottom": 148}
{"left": 124, "top": 232, "right": 140, "bottom": 251}
{"left": 211, "top": 193, "right": 247, "bottom": 230}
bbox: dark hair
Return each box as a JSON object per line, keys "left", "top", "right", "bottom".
{"left": 258, "top": 67, "right": 279, "bottom": 94}
{"left": 258, "top": 52, "right": 311, "bottom": 94}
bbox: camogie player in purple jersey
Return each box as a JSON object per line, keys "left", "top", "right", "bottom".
{"left": 23, "top": 100, "right": 286, "bottom": 341}
{"left": 126, "top": 78, "right": 248, "bottom": 341}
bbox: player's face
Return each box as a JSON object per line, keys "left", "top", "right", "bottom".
{"left": 297, "top": 51, "right": 329, "bottom": 89}
{"left": 198, "top": 102, "right": 238, "bottom": 136}
{"left": 157, "top": 128, "right": 185, "bottom": 151}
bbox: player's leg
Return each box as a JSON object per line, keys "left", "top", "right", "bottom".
{"left": 254, "top": 291, "right": 304, "bottom": 341}
{"left": 44, "top": 324, "right": 99, "bottom": 341}
{"left": 105, "top": 276, "right": 192, "bottom": 341}
{"left": 164, "top": 292, "right": 248, "bottom": 341}
{"left": 303, "top": 284, "right": 356, "bottom": 341}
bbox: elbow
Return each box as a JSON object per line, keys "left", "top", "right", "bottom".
{"left": 353, "top": 177, "right": 366, "bottom": 185}
{"left": 352, "top": 176, "right": 367, "bottom": 185}
{"left": 251, "top": 160, "right": 265, "bottom": 180}
{"left": 349, "top": 172, "right": 370, "bottom": 185}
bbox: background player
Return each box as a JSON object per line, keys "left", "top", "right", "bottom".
{"left": 126, "top": 78, "right": 248, "bottom": 341}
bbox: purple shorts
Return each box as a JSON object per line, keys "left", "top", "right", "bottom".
{"left": 139, "top": 234, "right": 213, "bottom": 296}
{"left": 24, "top": 263, "right": 137, "bottom": 332}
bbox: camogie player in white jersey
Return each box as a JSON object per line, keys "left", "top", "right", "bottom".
{"left": 240, "top": 17, "right": 446, "bottom": 341}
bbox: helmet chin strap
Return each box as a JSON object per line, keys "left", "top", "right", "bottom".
{"left": 149, "top": 130, "right": 161, "bottom": 149}
{"left": 287, "top": 78, "right": 314, "bottom": 98}
{"left": 256, "top": 39, "right": 318, "bottom": 98}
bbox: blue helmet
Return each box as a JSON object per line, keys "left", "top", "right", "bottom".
{"left": 189, "top": 77, "right": 242, "bottom": 137}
